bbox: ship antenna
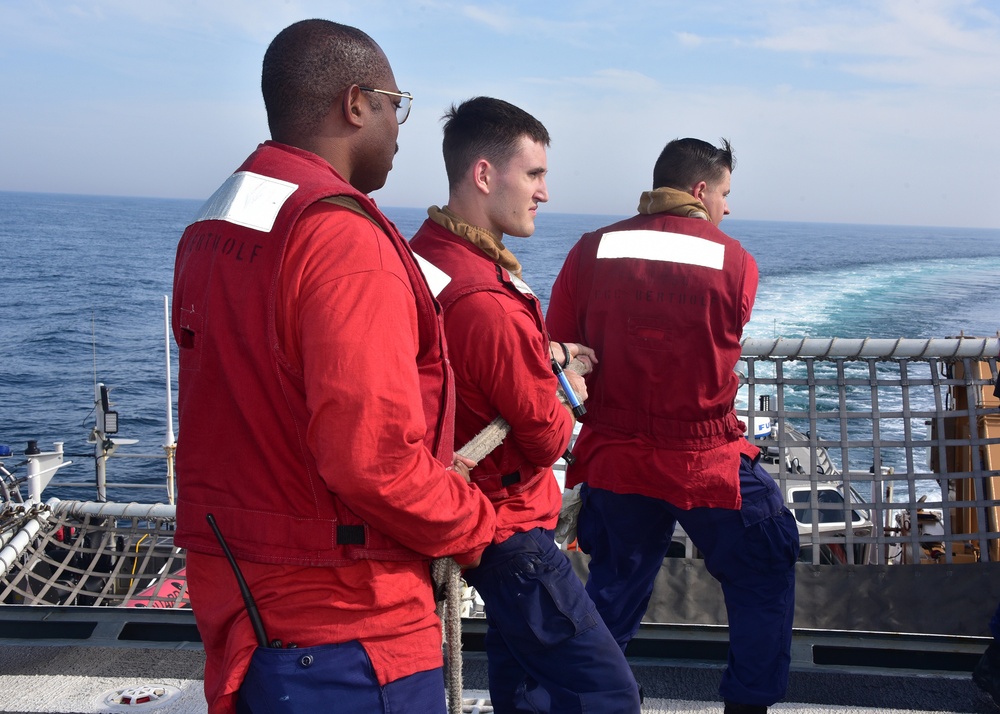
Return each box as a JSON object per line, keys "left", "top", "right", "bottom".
{"left": 163, "top": 296, "right": 177, "bottom": 504}
{"left": 163, "top": 296, "right": 176, "bottom": 448}
{"left": 92, "top": 311, "right": 98, "bottom": 396}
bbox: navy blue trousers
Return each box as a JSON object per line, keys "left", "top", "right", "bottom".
{"left": 235, "top": 640, "right": 446, "bottom": 713}
{"left": 463, "top": 527, "right": 641, "bottom": 713}
{"left": 577, "top": 454, "right": 799, "bottom": 707}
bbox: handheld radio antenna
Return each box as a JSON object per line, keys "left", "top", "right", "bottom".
{"left": 206, "top": 513, "right": 270, "bottom": 648}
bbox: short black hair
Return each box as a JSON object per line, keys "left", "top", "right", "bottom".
{"left": 652, "top": 138, "right": 735, "bottom": 191}
{"left": 261, "top": 19, "right": 387, "bottom": 140}
{"left": 441, "top": 97, "right": 550, "bottom": 189}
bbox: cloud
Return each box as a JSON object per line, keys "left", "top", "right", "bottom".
{"left": 460, "top": 5, "right": 515, "bottom": 33}
{"left": 453, "top": 1, "right": 605, "bottom": 50}
{"left": 527, "top": 68, "right": 662, "bottom": 95}
{"left": 751, "top": 0, "right": 1000, "bottom": 88}
{"left": 675, "top": 31, "right": 706, "bottom": 48}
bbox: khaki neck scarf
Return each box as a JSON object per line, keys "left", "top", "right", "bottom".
{"left": 637, "top": 187, "right": 710, "bottom": 221}
{"left": 427, "top": 205, "right": 523, "bottom": 279}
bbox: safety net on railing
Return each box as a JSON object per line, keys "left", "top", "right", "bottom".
{"left": 0, "top": 500, "right": 188, "bottom": 608}
{"left": 739, "top": 337, "right": 1000, "bottom": 566}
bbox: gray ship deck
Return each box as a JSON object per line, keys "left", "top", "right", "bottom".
{"left": 0, "top": 642, "right": 992, "bottom": 713}
{"left": 0, "top": 608, "right": 993, "bottom": 713}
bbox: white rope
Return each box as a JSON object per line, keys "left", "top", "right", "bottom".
{"left": 433, "top": 556, "right": 465, "bottom": 713}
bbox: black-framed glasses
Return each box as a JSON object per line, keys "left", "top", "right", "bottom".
{"left": 359, "top": 87, "right": 413, "bottom": 124}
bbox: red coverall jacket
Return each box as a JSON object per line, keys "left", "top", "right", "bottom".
{"left": 411, "top": 220, "right": 570, "bottom": 540}
{"left": 546, "top": 211, "right": 759, "bottom": 508}
{"left": 172, "top": 141, "right": 493, "bottom": 566}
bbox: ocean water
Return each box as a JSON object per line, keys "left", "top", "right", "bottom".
{"left": 1, "top": 192, "right": 998, "bottom": 500}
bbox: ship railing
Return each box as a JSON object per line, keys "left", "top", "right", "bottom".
{"left": 739, "top": 336, "right": 1000, "bottom": 566}
{"left": 0, "top": 497, "right": 186, "bottom": 609}
{"left": 5, "top": 436, "right": 178, "bottom": 506}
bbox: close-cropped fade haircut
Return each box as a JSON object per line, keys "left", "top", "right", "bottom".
{"left": 261, "top": 19, "right": 387, "bottom": 140}
{"left": 652, "top": 138, "right": 736, "bottom": 191}
{"left": 441, "top": 97, "right": 550, "bottom": 189}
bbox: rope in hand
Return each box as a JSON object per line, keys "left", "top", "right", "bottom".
{"left": 433, "top": 357, "right": 590, "bottom": 714}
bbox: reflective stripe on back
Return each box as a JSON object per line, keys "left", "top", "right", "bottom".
{"left": 597, "top": 229, "right": 725, "bottom": 270}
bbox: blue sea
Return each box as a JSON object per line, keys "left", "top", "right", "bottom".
{"left": 1, "top": 191, "right": 999, "bottom": 500}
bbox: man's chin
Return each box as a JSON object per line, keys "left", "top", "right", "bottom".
{"left": 358, "top": 173, "right": 389, "bottom": 195}
{"left": 508, "top": 220, "right": 536, "bottom": 239}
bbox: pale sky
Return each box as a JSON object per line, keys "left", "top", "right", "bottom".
{"left": 3, "top": 0, "right": 998, "bottom": 229}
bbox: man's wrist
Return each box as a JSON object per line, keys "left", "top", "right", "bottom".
{"left": 558, "top": 341, "right": 571, "bottom": 369}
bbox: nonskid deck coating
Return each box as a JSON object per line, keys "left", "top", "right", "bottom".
{"left": 0, "top": 646, "right": 993, "bottom": 714}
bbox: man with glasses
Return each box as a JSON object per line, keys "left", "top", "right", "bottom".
{"left": 410, "top": 96, "right": 640, "bottom": 713}
{"left": 546, "top": 138, "right": 799, "bottom": 714}
{"left": 172, "top": 20, "right": 495, "bottom": 714}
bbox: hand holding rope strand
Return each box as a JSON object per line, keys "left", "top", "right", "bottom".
{"left": 550, "top": 341, "right": 597, "bottom": 373}
{"left": 446, "top": 453, "right": 476, "bottom": 482}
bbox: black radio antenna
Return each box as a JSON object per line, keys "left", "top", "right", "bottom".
{"left": 206, "top": 513, "right": 270, "bottom": 648}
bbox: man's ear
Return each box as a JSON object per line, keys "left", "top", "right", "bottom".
{"left": 692, "top": 180, "right": 708, "bottom": 201}
{"left": 342, "top": 85, "right": 365, "bottom": 128}
{"left": 472, "top": 158, "right": 492, "bottom": 195}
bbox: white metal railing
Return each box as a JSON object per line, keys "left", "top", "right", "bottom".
{"left": 740, "top": 337, "right": 1000, "bottom": 565}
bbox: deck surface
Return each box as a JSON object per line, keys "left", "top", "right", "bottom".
{"left": 0, "top": 646, "right": 994, "bottom": 713}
